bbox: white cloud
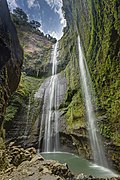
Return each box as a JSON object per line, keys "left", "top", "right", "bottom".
{"left": 44, "top": 0, "right": 66, "bottom": 39}
{"left": 44, "top": 0, "right": 55, "bottom": 8}
{"left": 54, "top": 6, "right": 66, "bottom": 27}
{"left": 37, "top": 2, "right": 41, "bottom": 10}
{"left": 49, "top": 31, "right": 59, "bottom": 39}
{"left": 27, "top": 0, "right": 36, "bottom": 8}
{"left": 7, "top": 0, "right": 18, "bottom": 10}
{"left": 39, "top": 24, "right": 44, "bottom": 33}
{"left": 47, "top": 30, "right": 63, "bottom": 40}
{"left": 45, "top": 0, "right": 66, "bottom": 27}
{"left": 27, "top": 0, "right": 40, "bottom": 10}
{"left": 45, "top": 0, "right": 62, "bottom": 10}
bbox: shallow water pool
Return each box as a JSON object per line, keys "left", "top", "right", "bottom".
{"left": 41, "top": 152, "right": 118, "bottom": 178}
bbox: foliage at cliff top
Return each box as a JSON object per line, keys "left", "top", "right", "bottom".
{"left": 12, "top": 7, "right": 56, "bottom": 43}
{"left": 11, "top": 7, "right": 57, "bottom": 78}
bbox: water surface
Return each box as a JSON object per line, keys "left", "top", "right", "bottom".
{"left": 41, "top": 152, "right": 118, "bottom": 178}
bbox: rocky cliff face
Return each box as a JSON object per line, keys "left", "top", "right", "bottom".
{"left": 60, "top": 0, "right": 120, "bottom": 171}
{"left": 4, "top": 12, "right": 55, "bottom": 147}
{"left": 0, "top": 0, "right": 23, "bottom": 136}
{"left": 62, "top": 0, "right": 120, "bottom": 145}
{"left": 15, "top": 24, "right": 53, "bottom": 78}
{"left": 2, "top": 0, "right": 120, "bottom": 173}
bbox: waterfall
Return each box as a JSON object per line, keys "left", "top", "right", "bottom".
{"left": 77, "top": 35, "right": 108, "bottom": 168}
{"left": 37, "top": 42, "right": 60, "bottom": 152}
{"left": 23, "top": 94, "right": 31, "bottom": 147}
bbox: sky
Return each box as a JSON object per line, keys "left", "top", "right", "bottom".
{"left": 7, "top": 0, "right": 66, "bottom": 39}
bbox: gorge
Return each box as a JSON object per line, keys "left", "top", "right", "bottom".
{"left": 0, "top": 0, "right": 120, "bottom": 179}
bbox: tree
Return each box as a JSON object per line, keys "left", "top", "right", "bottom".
{"left": 13, "top": 7, "right": 28, "bottom": 22}
{"left": 45, "top": 34, "right": 57, "bottom": 43}
{"left": 30, "top": 20, "right": 41, "bottom": 29}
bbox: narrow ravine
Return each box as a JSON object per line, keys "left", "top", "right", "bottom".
{"left": 1, "top": 0, "right": 120, "bottom": 179}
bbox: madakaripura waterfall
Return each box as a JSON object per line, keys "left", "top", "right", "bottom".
{"left": 77, "top": 35, "right": 108, "bottom": 168}
{"left": 1, "top": 0, "right": 120, "bottom": 179}
{"left": 37, "top": 42, "right": 60, "bottom": 152}
{"left": 37, "top": 36, "right": 108, "bottom": 169}
{"left": 33, "top": 34, "right": 117, "bottom": 177}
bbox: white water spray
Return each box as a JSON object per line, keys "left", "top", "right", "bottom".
{"left": 37, "top": 42, "right": 60, "bottom": 152}
{"left": 23, "top": 94, "right": 31, "bottom": 147}
{"left": 77, "top": 35, "right": 108, "bottom": 168}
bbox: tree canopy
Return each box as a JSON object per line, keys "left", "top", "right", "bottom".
{"left": 13, "top": 7, "right": 28, "bottom": 22}
{"left": 30, "top": 20, "right": 41, "bottom": 29}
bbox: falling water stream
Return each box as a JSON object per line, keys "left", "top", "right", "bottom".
{"left": 77, "top": 35, "right": 108, "bottom": 168}
{"left": 44, "top": 42, "right": 59, "bottom": 152}
{"left": 35, "top": 37, "right": 118, "bottom": 178}
{"left": 23, "top": 94, "right": 31, "bottom": 147}
{"left": 41, "top": 36, "right": 118, "bottom": 177}
{"left": 37, "top": 42, "right": 60, "bottom": 152}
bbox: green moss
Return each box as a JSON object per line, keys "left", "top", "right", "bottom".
{"left": 62, "top": 0, "right": 120, "bottom": 148}
{"left": 4, "top": 106, "right": 18, "bottom": 122}
{"left": 65, "top": 91, "right": 85, "bottom": 130}
{"left": 58, "top": 18, "right": 87, "bottom": 134}
{"left": 4, "top": 73, "right": 42, "bottom": 123}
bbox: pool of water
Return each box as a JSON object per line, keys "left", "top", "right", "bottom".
{"left": 41, "top": 152, "right": 118, "bottom": 178}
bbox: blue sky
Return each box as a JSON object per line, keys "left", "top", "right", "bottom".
{"left": 7, "top": 0, "right": 66, "bottom": 39}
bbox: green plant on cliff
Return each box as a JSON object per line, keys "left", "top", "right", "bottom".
{"left": 61, "top": 1, "right": 120, "bottom": 171}
{"left": 88, "top": 0, "right": 120, "bottom": 146}
{"left": 13, "top": 7, "right": 28, "bottom": 22}
{"left": 66, "top": 91, "right": 85, "bottom": 131}
{"left": 4, "top": 73, "right": 42, "bottom": 122}
{"left": 58, "top": 28, "right": 86, "bottom": 133}
{"left": 63, "top": 0, "right": 120, "bottom": 146}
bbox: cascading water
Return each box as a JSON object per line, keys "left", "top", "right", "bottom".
{"left": 77, "top": 35, "right": 108, "bottom": 168}
{"left": 35, "top": 36, "right": 118, "bottom": 178}
{"left": 37, "top": 42, "right": 60, "bottom": 152}
{"left": 23, "top": 94, "right": 31, "bottom": 147}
